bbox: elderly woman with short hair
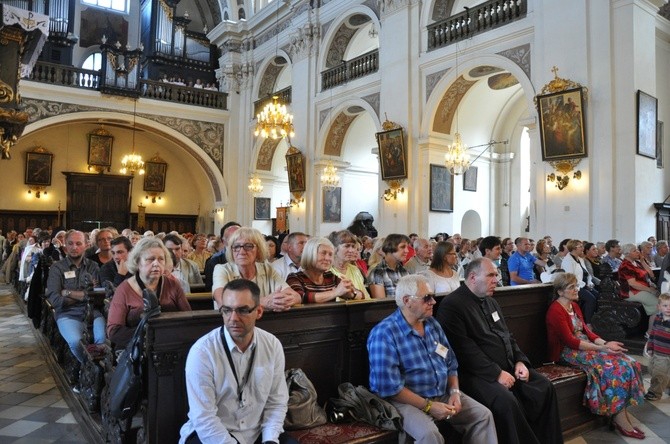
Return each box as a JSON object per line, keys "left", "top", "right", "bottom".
{"left": 212, "top": 227, "right": 300, "bottom": 311}
{"left": 287, "top": 237, "right": 359, "bottom": 303}
{"left": 618, "top": 242, "right": 660, "bottom": 318}
{"left": 107, "top": 237, "right": 191, "bottom": 348}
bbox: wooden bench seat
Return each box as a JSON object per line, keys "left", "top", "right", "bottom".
{"left": 285, "top": 422, "right": 397, "bottom": 444}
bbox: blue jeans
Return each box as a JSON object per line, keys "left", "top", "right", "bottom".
{"left": 56, "top": 316, "right": 106, "bottom": 363}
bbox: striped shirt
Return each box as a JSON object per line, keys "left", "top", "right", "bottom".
{"left": 286, "top": 270, "right": 340, "bottom": 304}
{"left": 648, "top": 313, "right": 670, "bottom": 357}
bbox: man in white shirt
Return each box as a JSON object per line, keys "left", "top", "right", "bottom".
{"left": 271, "top": 232, "right": 307, "bottom": 280}
{"left": 404, "top": 238, "right": 432, "bottom": 274}
{"left": 179, "top": 279, "right": 291, "bottom": 444}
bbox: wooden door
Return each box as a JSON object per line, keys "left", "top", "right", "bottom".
{"left": 65, "top": 172, "right": 132, "bottom": 231}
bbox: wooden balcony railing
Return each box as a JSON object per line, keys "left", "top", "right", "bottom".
{"left": 140, "top": 80, "right": 227, "bottom": 110}
{"left": 253, "top": 86, "right": 292, "bottom": 118}
{"left": 27, "top": 61, "right": 228, "bottom": 110}
{"left": 321, "top": 49, "right": 379, "bottom": 91}
{"left": 29, "top": 62, "right": 99, "bottom": 90}
{"left": 427, "top": 0, "right": 527, "bottom": 51}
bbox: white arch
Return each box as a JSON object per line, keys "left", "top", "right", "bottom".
{"left": 251, "top": 49, "right": 293, "bottom": 101}
{"left": 22, "top": 111, "right": 229, "bottom": 204}
{"left": 316, "top": 97, "right": 382, "bottom": 158}
{"left": 421, "top": 52, "right": 536, "bottom": 138}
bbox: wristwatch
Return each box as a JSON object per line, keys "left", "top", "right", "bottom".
{"left": 449, "top": 388, "right": 462, "bottom": 397}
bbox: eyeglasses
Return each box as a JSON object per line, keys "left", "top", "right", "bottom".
{"left": 219, "top": 305, "right": 258, "bottom": 316}
{"left": 565, "top": 284, "right": 579, "bottom": 291}
{"left": 409, "top": 294, "right": 435, "bottom": 304}
{"left": 232, "top": 243, "right": 256, "bottom": 252}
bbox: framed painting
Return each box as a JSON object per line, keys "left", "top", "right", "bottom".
{"left": 637, "top": 90, "right": 657, "bottom": 159}
{"left": 25, "top": 148, "right": 53, "bottom": 186}
{"left": 144, "top": 156, "right": 167, "bottom": 193}
{"left": 254, "top": 197, "right": 271, "bottom": 220}
{"left": 430, "top": 164, "right": 453, "bottom": 212}
{"left": 657, "top": 121, "right": 664, "bottom": 169}
{"left": 463, "top": 166, "right": 478, "bottom": 191}
{"left": 537, "top": 87, "right": 587, "bottom": 161}
{"left": 88, "top": 130, "right": 113, "bottom": 169}
{"left": 322, "top": 187, "right": 342, "bottom": 223}
{"left": 376, "top": 128, "right": 408, "bottom": 181}
{"left": 285, "top": 147, "right": 306, "bottom": 193}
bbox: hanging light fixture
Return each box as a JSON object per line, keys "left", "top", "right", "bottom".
{"left": 444, "top": 43, "right": 470, "bottom": 175}
{"left": 320, "top": 161, "right": 340, "bottom": 190}
{"left": 248, "top": 174, "right": 264, "bottom": 196}
{"left": 254, "top": 1, "right": 295, "bottom": 140}
{"left": 120, "top": 99, "right": 144, "bottom": 175}
{"left": 254, "top": 96, "right": 295, "bottom": 139}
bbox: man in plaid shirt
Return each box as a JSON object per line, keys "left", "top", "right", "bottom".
{"left": 367, "top": 275, "right": 496, "bottom": 444}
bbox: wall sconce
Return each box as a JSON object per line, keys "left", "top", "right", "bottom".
{"left": 382, "top": 180, "right": 405, "bottom": 201}
{"left": 145, "top": 193, "right": 162, "bottom": 203}
{"left": 27, "top": 186, "right": 47, "bottom": 199}
{"left": 546, "top": 159, "right": 582, "bottom": 191}
{"left": 211, "top": 208, "right": 224, "bottom": 214}
{"left": 289, "top": 192, "right": 304, "bottom": 208}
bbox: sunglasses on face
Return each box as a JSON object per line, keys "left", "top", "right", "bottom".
{"left": 409, "top": 294, "right": 436, "bottom": 304}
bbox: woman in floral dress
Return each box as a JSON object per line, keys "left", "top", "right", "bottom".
{"left": 546, "top": 272, "right": 646, "bottom": 439}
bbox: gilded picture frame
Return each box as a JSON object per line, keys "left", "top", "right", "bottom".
{"left": 537, "top": 87, "right": 587, "bottom": 161}
{"left": 25, "top": 148, "right": 53, "bottom": 186}
{"left": 88, "top": 130, "right": 113, "bottom": 169}
{"left": 376, "top": 128, "right": 408, "bottom": 181}
{"left": 285, "top": 148, "right": 306, "bottom": 194}
{"left": 144, "top": 156, "right": 168, "bottom": 193}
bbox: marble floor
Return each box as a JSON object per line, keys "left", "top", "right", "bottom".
{"left": 0, "top": 282, "right": 669, "bottom": 444}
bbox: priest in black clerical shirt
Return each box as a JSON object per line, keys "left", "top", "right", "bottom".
{"left": 435, "top": 258, "right": 563, "bottom": 444}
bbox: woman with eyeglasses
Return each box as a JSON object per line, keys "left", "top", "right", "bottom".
{"left": 287, "top": 237, "right": 360, "bottom": 303}
{"left": 546, "top": 272, "right": 645, "bottom": 439}
{"left": 419, "top": 241, "right": 461, "bottom": 294}
{"left": 212, "top": 227, "right": 300, "bottom": 311}
{"left": 107, "top": 237, "right": 191, "bottom": 349}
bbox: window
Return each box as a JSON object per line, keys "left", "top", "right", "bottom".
{"left": 82, "top": 0, "right": 128, "bottom": 13}
{"left": 82, "top": 52, "right": 102, "bottom": 71}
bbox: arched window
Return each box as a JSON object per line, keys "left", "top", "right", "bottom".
{"left": 82, "top": 0, "right": 129, "bottom": 14}
{"left": 82, "top": 52, "right": 103, "bottom": 71}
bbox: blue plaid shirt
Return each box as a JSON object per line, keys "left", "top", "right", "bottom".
{"left": 367, "top": 308, "right": 458, "bottom": 398}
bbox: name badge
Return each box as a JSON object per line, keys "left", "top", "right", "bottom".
{"left": 64, "top": 271, "right": 76, "bottom": 279}
{"left": 492, "top": 311, "right": 501, "bottom": 322}
{"left": 435, "top": 343, "right": 448, "bottom": 359}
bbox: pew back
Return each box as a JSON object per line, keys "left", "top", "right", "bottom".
{"left": 143, "top": 285, "right": 555, "bottom": 443}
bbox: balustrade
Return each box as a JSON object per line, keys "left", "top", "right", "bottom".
{"left": 321, "top": 49, "right": 379, "bottom": 91}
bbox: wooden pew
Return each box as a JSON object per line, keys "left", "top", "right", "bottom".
{"left": 129, "top": 284, "right": 598, "bottom": 443}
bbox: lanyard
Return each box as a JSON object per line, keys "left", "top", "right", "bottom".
{"left": 220, "top": 326, "right": 256, "bottom": 406}
{"left": 135, "top": 274, "right": 163, "bottom": 296}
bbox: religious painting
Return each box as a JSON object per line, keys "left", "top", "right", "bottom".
{"left": 463, "top": 166, "right": 478, "bottom": 192}
{"left": 658, "top": 121, "right": 664, "bottom": 169}
{"left": 637, "top": 90, "right": 657, "bottom": 159}
{"left": 285, "top": 147, "right": 306, "bottom": 193}
{"left": 376, "top": 128, "right": 408, "bottom": 181}
{"left": 25, "top": 148, "right": 53, "bottom": 186}
{"left": 430, "top": 164, "right": 453, "bottom": 212}
{"left": 143, "top": 156, "right": 167, "bottom": 193}
{"left": 322, "top": 187, "right": 342, "bottom": 223}
{"left": 88, "top": 130, "right": 113, "bottom": 170}
{"left": 537, "top": 87, "right": 587, "bottom": 161}
{"left": 254, "top": 197, "right": 271, "bottom": 220}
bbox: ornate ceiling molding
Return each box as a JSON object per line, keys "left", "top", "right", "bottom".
{"left": 426, "top": 68, "right": 450, "bottom": 101}
{"left": 497, "top": 43, "right": 531, "bottom": 81}
{"left": 256, "top": 138, "right": 281, "bottom": 171}
{"left": 432, "top": 76, "right": 476, "bottom": 134}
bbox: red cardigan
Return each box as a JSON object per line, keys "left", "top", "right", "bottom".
{"left": 545, "top": 300, "right": 600, "bottom": 362}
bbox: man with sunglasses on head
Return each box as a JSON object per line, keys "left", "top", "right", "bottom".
{"left": 367, "top": 274, "right": 496, "bottom": 444}
{"left": 436, "top": 258, "right": 562, "bottom": 444}
{"left": 180, "top": 279, "right": 296, "bottom": 444}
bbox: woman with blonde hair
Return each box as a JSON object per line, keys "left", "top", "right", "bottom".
{"left": 287, "top": 237, "right": 360, "bottom": 303}
{"left": 212, "top": 227, "right": 300, "bottom": 311}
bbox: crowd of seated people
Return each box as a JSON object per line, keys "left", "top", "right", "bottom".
{"left": 4, "top": 222, "right": 670, "bottom": 441}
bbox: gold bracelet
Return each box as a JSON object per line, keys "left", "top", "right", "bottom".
{"left": 423, "top": 399, "right": 433, "bottom": 413}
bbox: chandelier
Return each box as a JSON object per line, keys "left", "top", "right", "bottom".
{"left": 320, "top": 161, "right": 340, "bottom": 190}
{"left": 248, "top": 174, "right": 264, "bottom": 196}
{"left": 445, "top": 132, "right": 470, "bottom": 175}
{"left": 120, "top": 100, "right": 144, "bottom": 175}
{"left": 254, "top": 96, "right": 295, "bottom": 139}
